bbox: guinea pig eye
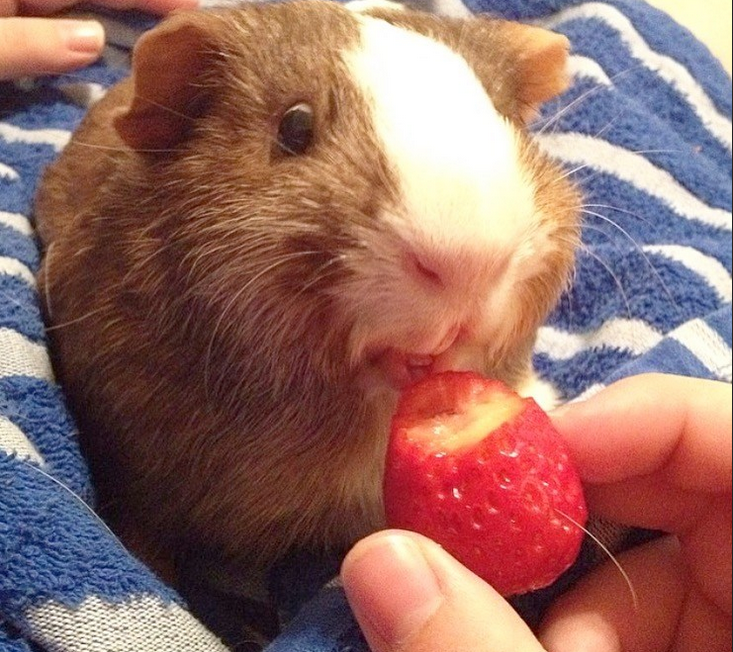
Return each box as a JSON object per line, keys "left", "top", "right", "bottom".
{"left": 277, "top": 103, "right": 315, "bottom": 156}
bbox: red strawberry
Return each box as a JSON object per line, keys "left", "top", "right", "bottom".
{"left": 383, "top": 371, "right": 587, "bottom": 597}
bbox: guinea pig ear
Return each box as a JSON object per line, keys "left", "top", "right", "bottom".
{"left": 114, "top": 11, "right": 221, "bottom": 151}
{"left": 501, "top": 23, "right": 571, "bottom": 123}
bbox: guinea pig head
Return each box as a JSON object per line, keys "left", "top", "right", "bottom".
{"left": 95, "top": 2, "right": 580, "bottom": 559}
{"left": 113, "top": 2, "right": 579, "bottom": 404}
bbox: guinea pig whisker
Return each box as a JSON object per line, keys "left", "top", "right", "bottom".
{"left": 289, "top": 256, "right": 347, "bottom": 303}
{"left": 628, "top": 147, "right": 685, "bottom": 157}
{"left": 555, "top": 163, "right": 591, "bottom": 182}
{"left": 536, "top": 85, "right": 605, "bottom": 136}
{"left": 536, "top": 64, "right": 641, "bottom": 136}
{"left": 129, "top": 92, "right": 196, "bottom": 123}
{"left": 576, "top": 242, "right": 632, "bottom": 318}
{"left": 181, "top": 239, "right": 280, "bottom": 283}
{"left": 0, "top": 291, "right": 37, "bottom": 315}
{"left": 582, "top": 203, "right": 653, "bottom": 226}
{"left": 590, "top": 113, "right": 623, "bottom": 141}
{"left": 581, "top": 209, "right": 679, "bottom": 311}
{"left": 556, "top": 508, "right": 639, "bottom": 613}
{"left": 18, "top": 459, "right": 135, "bottom": 555}
{"left": 202, "top": 250, "right": 328, "bottom": 398}
{"left": 71, "top": 139, "right": 185, "bottom": 155}
{"left": 580, "top": 223, "right": 625, "bottom": 246}
{"left": 44, "top": 306, "right": 109, "bottom": 333}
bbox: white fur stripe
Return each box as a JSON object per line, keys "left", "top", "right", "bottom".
{"left": 0, "top": 416, "right": 45, "bottom": 465}
{"left": 0, "top": 256, "right": 36, "bottom": 287}
{"left": 536, "top": 318, "right": 663, "bottom": 360}
{"left": 643, "top": 245, "right": 732, "bottom": 303}
{"left": 0, "top": 328, "right": 53, "bottom": 381}
{"left": 0, "top": 211, "right": 33, "bottom": 236}
{"left": 0, "top": 122, "right": 70, "bottom": 151}
{"left": 542, "top": 2, "right": 732, "bottom": 151}
{"left": 0, "top": 162, "right": 19, "bottom": 180}
{"left": 568, "top": 55, "right": 612, "bottom": 86}
{"left": 536, "top": 132, "right": 733, "bottom": 232}
{"left": 25, "top": 595, "right": 229, "bottom": 652}
{"left": 670, "top": 319, "right": 732, "bottom": 381}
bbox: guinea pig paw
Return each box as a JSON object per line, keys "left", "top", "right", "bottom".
{"left": 517, "top": 371, "right": 561, "bottom": 411}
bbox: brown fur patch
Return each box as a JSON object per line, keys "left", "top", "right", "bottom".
{"left": 37, "top": 1, "right": 401, "bottom": 571}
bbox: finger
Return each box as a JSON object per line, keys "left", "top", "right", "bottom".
{"left": 551, "top": 374, "right": 731, "bottom": 491}
{"left": 539, "top": 536, "right": 731, "bottom": 652}
{"left": 680, "top": 495, "right": 732, "bottom": 616}
{"left": 583, "top": 477, "right": 729, "bottom": 535}
{"left": 573, "top": 497, "right": 732, "bottom": 627}
{"left": 12, "top": 0, "right": 78, "bottom": 15}
{"left": 17, "top": 0, "right": 196, "bottom": 16}
{"left": 670, "top": 581, "right": 732, "bottom": 652}
{"left": 93, "top": 0, "right": 199, "bottom": 14}
{"left": 540, "top": 537, "right": 685, "bottom": 652}
{"left": 0, "top": 0, "right": 18, "bottom": 17}
{"left": 341, "top": 530, "right": 545, "bottom": 652}
{"left": 0, "top": 18, "right": 103, "bottom": 80}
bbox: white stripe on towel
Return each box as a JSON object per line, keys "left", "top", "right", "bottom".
{"left": 0, "top": 122, "right": 71, "bottom": 151}
{"left": 536, "top": 318, "right": 663, "bottom": 360}
{"left": 59, "top": 82, "right": 108, "bottom": 108}
{"left": 25, "top": 595, "right": 230, "bottom": 652}
{"left": 542, "top": 2, "right": 733, "bottom": 152}
{"left": 536, "top": 132, "right": 733, "bottom": 232}
{"left": 568, "top": 55, "right": 612, "bottom": 86}
{"left": 670, "top": 318, "right": 733, "bottom": 381}
{"left": 0, "top": 416, "right": 45, "bottom": 465}
{"left": 0, "top": 256, "right": 36, "bottom": 287}
{"left": 0, "top": 162, "right": 19, "bottom": 180}
{"left": 0, "top": 211, "right": 33, "bottom": 236}
{"left": 643, "top": 245, "right": 732, "bottom": 303}
{"left": 0, "top": 328, "right": 54, "bottom": 381}
{"left": 428, "top": 0, "right": 472, "bottom": 17}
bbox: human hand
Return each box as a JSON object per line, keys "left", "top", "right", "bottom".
{"left": 0, "top": 0, "right": 196, "bottom": 80}
{"left": 540, "top": 373, "right": 731, "bottom": 650}
{"left": 341, "top": 373, "right": 732, "bottom": 652}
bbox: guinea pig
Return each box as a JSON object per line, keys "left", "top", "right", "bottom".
{"left": 34, "top": 0, "right": 580, "bottom": 626}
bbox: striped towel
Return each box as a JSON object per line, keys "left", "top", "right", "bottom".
{"left": 1, "top": 0, "right": 731, "bottom": 650}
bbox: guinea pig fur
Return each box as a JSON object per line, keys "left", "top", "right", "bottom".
{"left": 35, "top": 0, "right": 580, "bottom": 594}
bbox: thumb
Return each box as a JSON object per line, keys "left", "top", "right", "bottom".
{"left": 0, "top": 18, "right": 104, "bottom": 80}
{"left": 341, "top": 530, "right": 546, "bottom": 652}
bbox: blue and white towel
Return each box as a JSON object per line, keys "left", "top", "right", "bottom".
{"left": 1, "top": 0, "right": 731, "bottom": 650}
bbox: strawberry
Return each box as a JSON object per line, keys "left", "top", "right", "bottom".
{"left": 383, "top": 371, "right": 587, "bottom": 597}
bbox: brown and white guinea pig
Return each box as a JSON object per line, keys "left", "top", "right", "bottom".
{"left": 35, "top": 0, "right": 580, "bottom": 587}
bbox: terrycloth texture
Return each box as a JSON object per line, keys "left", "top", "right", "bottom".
{"left": 1, "top": 0, "right": 731, "bottom": 650}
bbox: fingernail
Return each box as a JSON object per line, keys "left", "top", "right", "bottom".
{"left": 342, "top": 533, "right": 443, "bottom": 646}
{"left": 61, "top": 21, "right": 105, "bottom": 54}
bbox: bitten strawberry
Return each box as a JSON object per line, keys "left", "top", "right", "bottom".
{"left": 384, "top": 371, "right": 587, "bottom": 597}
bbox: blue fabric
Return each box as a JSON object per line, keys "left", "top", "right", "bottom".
{"left": 1, "top": 0, "right": 730, "bottom": 650}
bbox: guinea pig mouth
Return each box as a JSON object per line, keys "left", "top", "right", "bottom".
{"left": 370, "top": 349, "right": 436, "bottom": 389}
{"left": 367, "top": 325, "right": 464, "bottom": 390}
